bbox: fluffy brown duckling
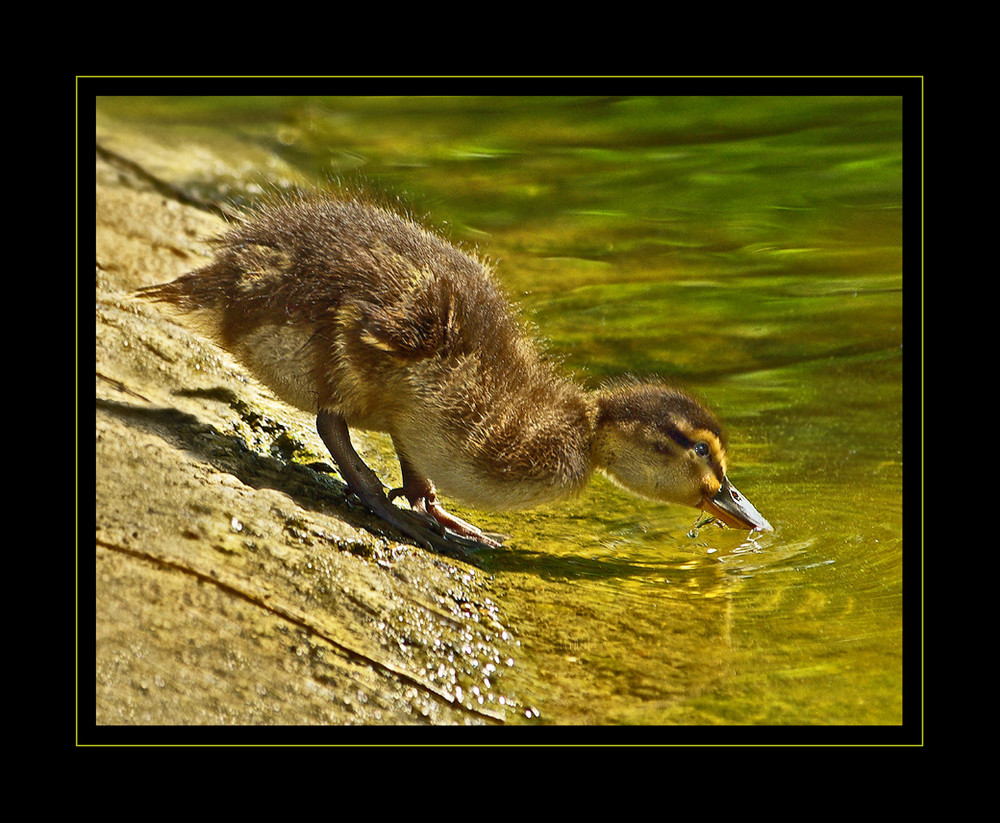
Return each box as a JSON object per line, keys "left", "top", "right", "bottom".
{"left": 139, "top": 190, "right": 771, "bottom": 550}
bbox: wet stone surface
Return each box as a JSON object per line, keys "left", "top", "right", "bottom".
{"left": 95, "top": 145, "right": 526, "bottom": 726}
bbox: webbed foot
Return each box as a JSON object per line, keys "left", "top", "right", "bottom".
{"left": 388, "top": 486, "right": 503, "bottom": 548}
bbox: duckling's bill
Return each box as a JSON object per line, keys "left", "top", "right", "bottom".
{"left": 701, "top": 477, "right": 772, "bottom": 532}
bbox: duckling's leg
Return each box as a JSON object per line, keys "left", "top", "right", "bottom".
{"left": 389, "top": 443, "right": 501, "bottom": 548}
{"left": 316, "top": 411, "right": 445, "bottom": 551}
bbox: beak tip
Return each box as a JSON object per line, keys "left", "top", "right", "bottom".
{"left": 703, "top": 478, "right": 772, "bottom": 532}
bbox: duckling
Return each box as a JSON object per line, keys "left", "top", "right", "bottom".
{"left": 139, "top": 189, "right": 771, "bottom": 550}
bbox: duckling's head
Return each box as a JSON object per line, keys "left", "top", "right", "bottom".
{"left": 593, "top": 379, "right": 771, "bottom": 531}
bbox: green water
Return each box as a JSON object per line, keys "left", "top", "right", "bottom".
{"left": 97, "top": 94, "right": 907, "bottom": 727}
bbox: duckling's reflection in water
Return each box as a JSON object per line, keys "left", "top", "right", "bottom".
{"left": 139, "top": 190, "right": 771, "bottom": 552}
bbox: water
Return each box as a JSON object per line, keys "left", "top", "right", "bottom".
{"left": 96, "top": 94, "right": 906, "bottom": 726}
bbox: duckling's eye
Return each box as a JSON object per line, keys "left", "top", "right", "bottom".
{"left": 693, "top": 442, "right": 710, "bottom": 458}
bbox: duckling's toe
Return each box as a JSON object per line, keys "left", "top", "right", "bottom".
{"left": 428, "top": 501, "right": 503, "bottom": 548}
{"left": 389, "top": 486, "right": 502, "bottom": 548}
{"left": 356, "top": 491, "right": 440, "bottom": 550}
